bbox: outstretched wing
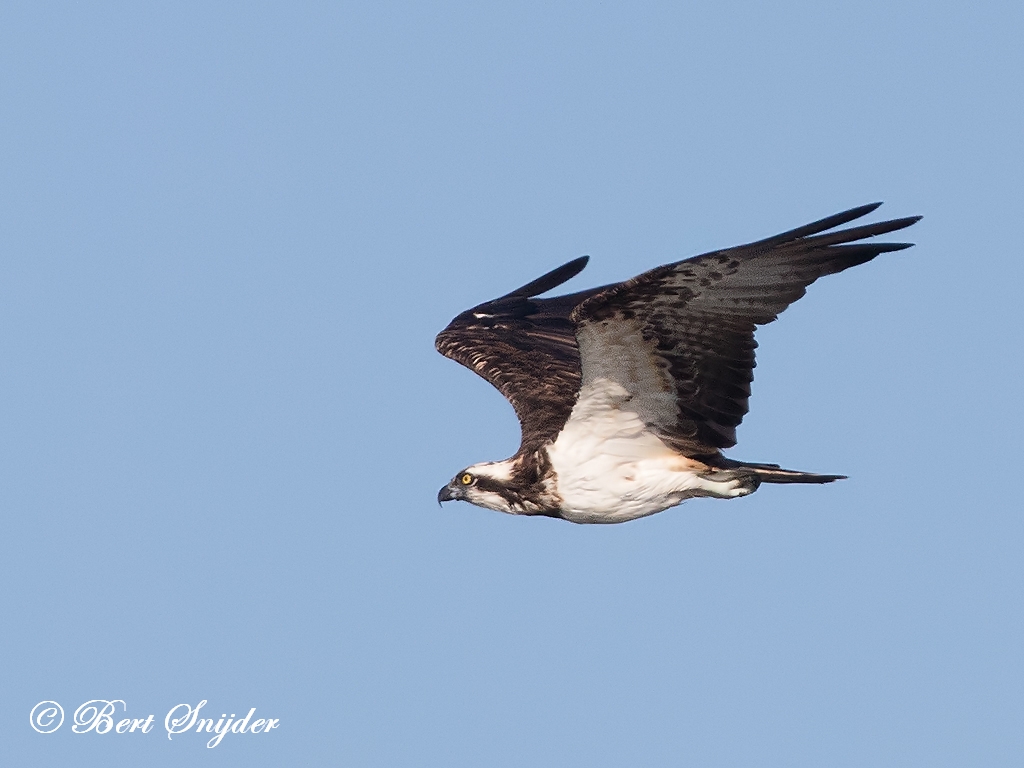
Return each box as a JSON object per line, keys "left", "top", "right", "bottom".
{"left": 571, "top": 203, "right": 921, "bottom": 455}
{"left": 436, "top": 257, "right": 604, "bottom": 454}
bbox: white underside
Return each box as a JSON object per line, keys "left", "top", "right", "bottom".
{"left": 546, "top": 377, "right": 753, "bottom": 523}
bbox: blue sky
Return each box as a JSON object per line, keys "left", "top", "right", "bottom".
{"left": 1, "top": 1, "right": 1022, "bottom": 765}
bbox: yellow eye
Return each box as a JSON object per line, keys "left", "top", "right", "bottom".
{"left": 461, "top": 473, "right": 474, "bottom": 485}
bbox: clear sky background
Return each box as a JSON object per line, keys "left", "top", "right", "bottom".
{"left": 1, "top": 1, "right": 1021, "bottom": 766}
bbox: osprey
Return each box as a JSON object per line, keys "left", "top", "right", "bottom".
{"left": 436, "top": 203, "right": 919, "bottom": 524}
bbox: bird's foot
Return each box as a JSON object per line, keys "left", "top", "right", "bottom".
{"left": 696, "top": 471, "right": 761, "bottom": 499}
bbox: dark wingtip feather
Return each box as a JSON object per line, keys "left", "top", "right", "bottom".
{"left": 503, "top": 255, "right": 590, "bottom": 299}
{"left": 849, "top": 201, "right": 884, "bottom": 217}
{"left": 747, "top": 203, "right": 923, "bottom": 254}
{"left": 800, "top": 215, "right": 922, "bottom": 251}
{"left": 865, "top": 214, "right": 922, "bottom": 235}
{"left": 749, "top": 202, "right": 884, "bottom": 249}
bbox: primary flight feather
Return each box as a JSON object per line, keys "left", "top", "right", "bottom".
{"left": 436, "top": 203, "right": 920, "bottom": 523}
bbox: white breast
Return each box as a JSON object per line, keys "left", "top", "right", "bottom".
{"left": 546, "top": 377, "right": 711, "bottom": 523}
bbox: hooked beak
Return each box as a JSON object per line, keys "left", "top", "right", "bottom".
{"left": 437, "top": 484, "right": 458, "bottom": 505}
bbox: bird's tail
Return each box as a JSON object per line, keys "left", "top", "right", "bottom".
{"left": 733, "top": 460, "right": 846, "bottom": 484}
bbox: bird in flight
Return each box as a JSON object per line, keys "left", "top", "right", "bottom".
{"left": 436, "top": 203, "right": 920, "bottom": 524}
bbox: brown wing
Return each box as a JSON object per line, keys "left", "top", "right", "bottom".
{"left": 435, "top": 257, "right": 605, "bottom": 455}
{"left": 571, "top": 203, "right": 921, "bottom": 455}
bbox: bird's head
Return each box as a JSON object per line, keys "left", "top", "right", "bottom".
{"left": 437, "top": 461, "right": 519, "bottom": 514}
